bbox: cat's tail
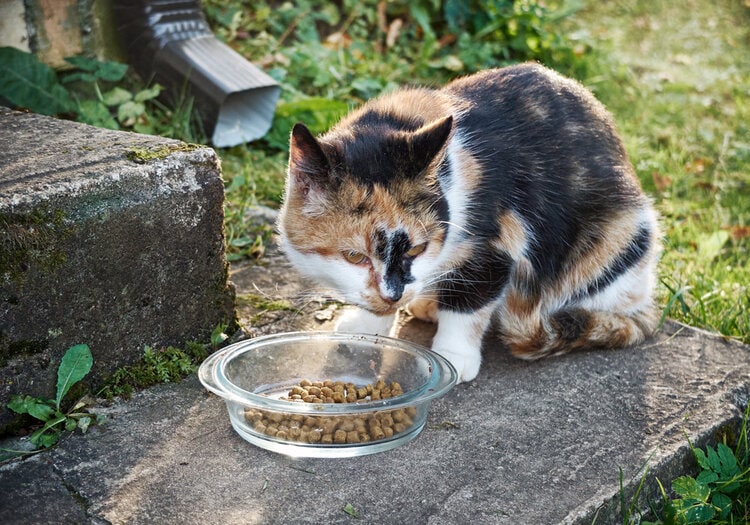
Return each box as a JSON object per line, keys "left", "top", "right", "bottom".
{"left": 501, "top": 304, "right": 660, "bottom": 360}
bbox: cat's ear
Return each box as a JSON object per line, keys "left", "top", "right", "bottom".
{"left": 288, "top": 123, "right": 330, "bottom": 196}
{"left": 409, "top": 115, "right": 454, "bottom": 173}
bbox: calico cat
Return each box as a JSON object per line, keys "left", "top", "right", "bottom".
{"left": 277, "top": 62, "right": 661, "bottom": 383}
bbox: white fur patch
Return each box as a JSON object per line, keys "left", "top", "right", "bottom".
{"left": 431, "top": 303, "right": 495, "bottom": 383}
{"left": 335, "top": 307, "right": 396, "bottom": 336}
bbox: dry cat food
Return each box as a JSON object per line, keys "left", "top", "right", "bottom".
{"left": 244, "top": 379, "right": 417, "bottom": 444}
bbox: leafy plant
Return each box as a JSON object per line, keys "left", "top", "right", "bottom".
{"left": 0, "top": 46, "right": 75, "bottom": 115}
{"left": 98, "top": 341, "right": 210, "bottom": 399}
{"left": 621, "top": 404, "right": 750, "bottom": 525}
{"left": 6, "top": 344, "right": 98, "bottom": 448}
{"left": 0, "top": 48, "right": 201, "bottom": 142}
{"left": 645, "top": 429, "right": 750, "bottom": 524}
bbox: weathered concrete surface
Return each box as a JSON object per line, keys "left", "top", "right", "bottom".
{"left": 0, "top": 108, "right": 235, "bottom": 428}
{"left": 1, "top": 219, "right": 748, "bottom": 525}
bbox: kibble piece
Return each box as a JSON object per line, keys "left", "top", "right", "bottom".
{"left": 320, "top": 386, "right": 334, "bottom": 397}
{"left": 332, "top": 392, "right": 345, "bottom": 403}
{"left": 392, "top": 409, "right": 406, "bottom": 423}
{"left": 370, "top": 426, "right": 385, "bottom": 440}
{"left": 299, "top": 379, "right": 312, "bottom": 387}
{"left": 323, "top": 379, "right": 334, "bottom": 388}
{"left": 334, "top": 430, "right": 347, "bottom": 444}
{"left": 393, "top": 422, "right": 407, "bottom": 434}
{"left": 321, "top": 433, "right": 333, "bottom": 444}
{"left": 383, "top": 427, "right": 394, "bottom": 438}
{"left": 307, "top": 386, "right": 322, "bottom": 397}
{"left": 308, "top": 429, "right": 323, "bottom": 443}
{"left": 346, "top": 430, "right": 360, "bottom": 443}
{"left": 371, "top": 389, "right": 381, "bottom": 400}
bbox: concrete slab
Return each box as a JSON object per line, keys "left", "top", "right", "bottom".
{"left": 0, "top": 108, "right": 235, "bottom": 428}
{"left": 1, "top": 222, "right": 748, "bottom": 525}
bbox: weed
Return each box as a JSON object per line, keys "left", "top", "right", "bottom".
{"left": 643, "top": 405, "right": 750, "bottom": 524}
{"left": 0, "top": 47, "right": 202, "bottom": 142}
{"left": 98, "top": 341, "right": 210, "bottom": 400}
{"left": 4, "top": 344, "right": 100, "bottom": 450}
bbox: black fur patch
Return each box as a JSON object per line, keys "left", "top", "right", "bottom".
{"left": 438, "top": 246, "right": 513, "bottom": 312}
{"left": 581, "top": 226, "right": 651, "bottom": 299}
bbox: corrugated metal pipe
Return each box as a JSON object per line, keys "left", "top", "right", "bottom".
{"left": 113, "top": 0, "right": 280, "bottom": 147}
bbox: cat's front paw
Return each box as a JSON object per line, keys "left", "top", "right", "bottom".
{"left": 335, "top": 307, "right": 396, "bottom": 336}
{"left": 431, "top": 345, "right": 481, "bottom": 383}
{"left": 406, "top": 293, "right": 439, "bottom": 323}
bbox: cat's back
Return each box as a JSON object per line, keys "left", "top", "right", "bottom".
{"left": 443, "top": 62, "right": 607, "bottom": 118}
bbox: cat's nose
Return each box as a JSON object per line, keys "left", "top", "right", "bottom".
{"left": 380, "top": 290, "right": 402, "bottom": 304}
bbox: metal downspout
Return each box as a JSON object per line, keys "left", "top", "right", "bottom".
{"left": 113, "top": 0, "right": 280, "bottom": 147}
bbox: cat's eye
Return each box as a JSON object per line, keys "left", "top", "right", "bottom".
{"left": 343, "top": 250, "right": 368, "bottom": 265}
{"left": 406, "top": 242, "right": 428, "bottom": 258}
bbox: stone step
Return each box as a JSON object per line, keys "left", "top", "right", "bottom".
{"left": 0, "top": 107, "right": 235, "bottom": 430}
{"left": 1, "top": 228, "right": 748, "bottom": 524}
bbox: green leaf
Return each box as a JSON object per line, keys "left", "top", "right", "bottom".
{"left": 77, "top": 416, "right": 92, "bottom": 433}
{"left": 101, "top": 86, "right": 133, "bottom": 107}
{"left": 706, "top": 446, "right": 722, "bottom": 474}
{"left": 61, "top": 71, "right": 98, "bottom": 84}
{"left": 64, "top": 56, "right": 127, "bottom": 82}
{"left": 0, "top": 46, "right": 75, "bottom": 115}
{"left": 683, "top": 503, "right": 715, "bottom": 523}
{"left": 118, "top": 100, "right": 146, "bottom": 123}
{"left": 343, "top": 503, "right": 358, "bottom": 518}
{"left": 672, "top": 476, "right": 710, "bottom": 501}
{"left": 92, "top": 60, "right": 128, "bottom": 82}
{"left": 64, "top": 417, "right": 77, "bottom": 432}
{"left": 712, "top": 491, "right": 732, "bottom": 519}
{"left": 134, "top": 85, "right": 162, "bottom": 102}
{"left": 29, "top": 414, "right": 66, "bottom": 447}
{"left": 694, "top": 448, "right": 711, "bottom": 470}
{"left": 7, "top": 394, "right": 55, "bottom": 421}
{"left": 696, "top": 469, "right": 718, "bottom": 485}
{"left": 77, "top": 99, "right": 119, "bottom": 130}
{"left": 716, "top": 442, "right": 739, "bottom": 478}
{"left": 55, "top": 344, "right": 93, "bottom": 410}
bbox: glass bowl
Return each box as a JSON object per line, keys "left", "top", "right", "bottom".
{"left": 198, "top": 331, "right": 457, "bottom": 458}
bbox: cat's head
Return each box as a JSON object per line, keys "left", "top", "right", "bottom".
{"left": 278, "top": 114, "right": 454, "bottom": 315}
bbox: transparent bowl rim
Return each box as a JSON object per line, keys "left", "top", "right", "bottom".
{"left": 198, "top": 331, "right": 458, "bottom": 414}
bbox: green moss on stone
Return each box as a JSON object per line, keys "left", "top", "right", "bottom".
{"left": 0, "top": 208, "right": 72, "bottom": 287}
{"left": 126, "top": 143, "right": 203, "bottom": 163}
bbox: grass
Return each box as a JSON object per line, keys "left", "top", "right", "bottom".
{"left": 570, "top": 0, "right": 750, "bottom": 344}
{"left": 205, "top": 0, "right": 749, "bottom": 345}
